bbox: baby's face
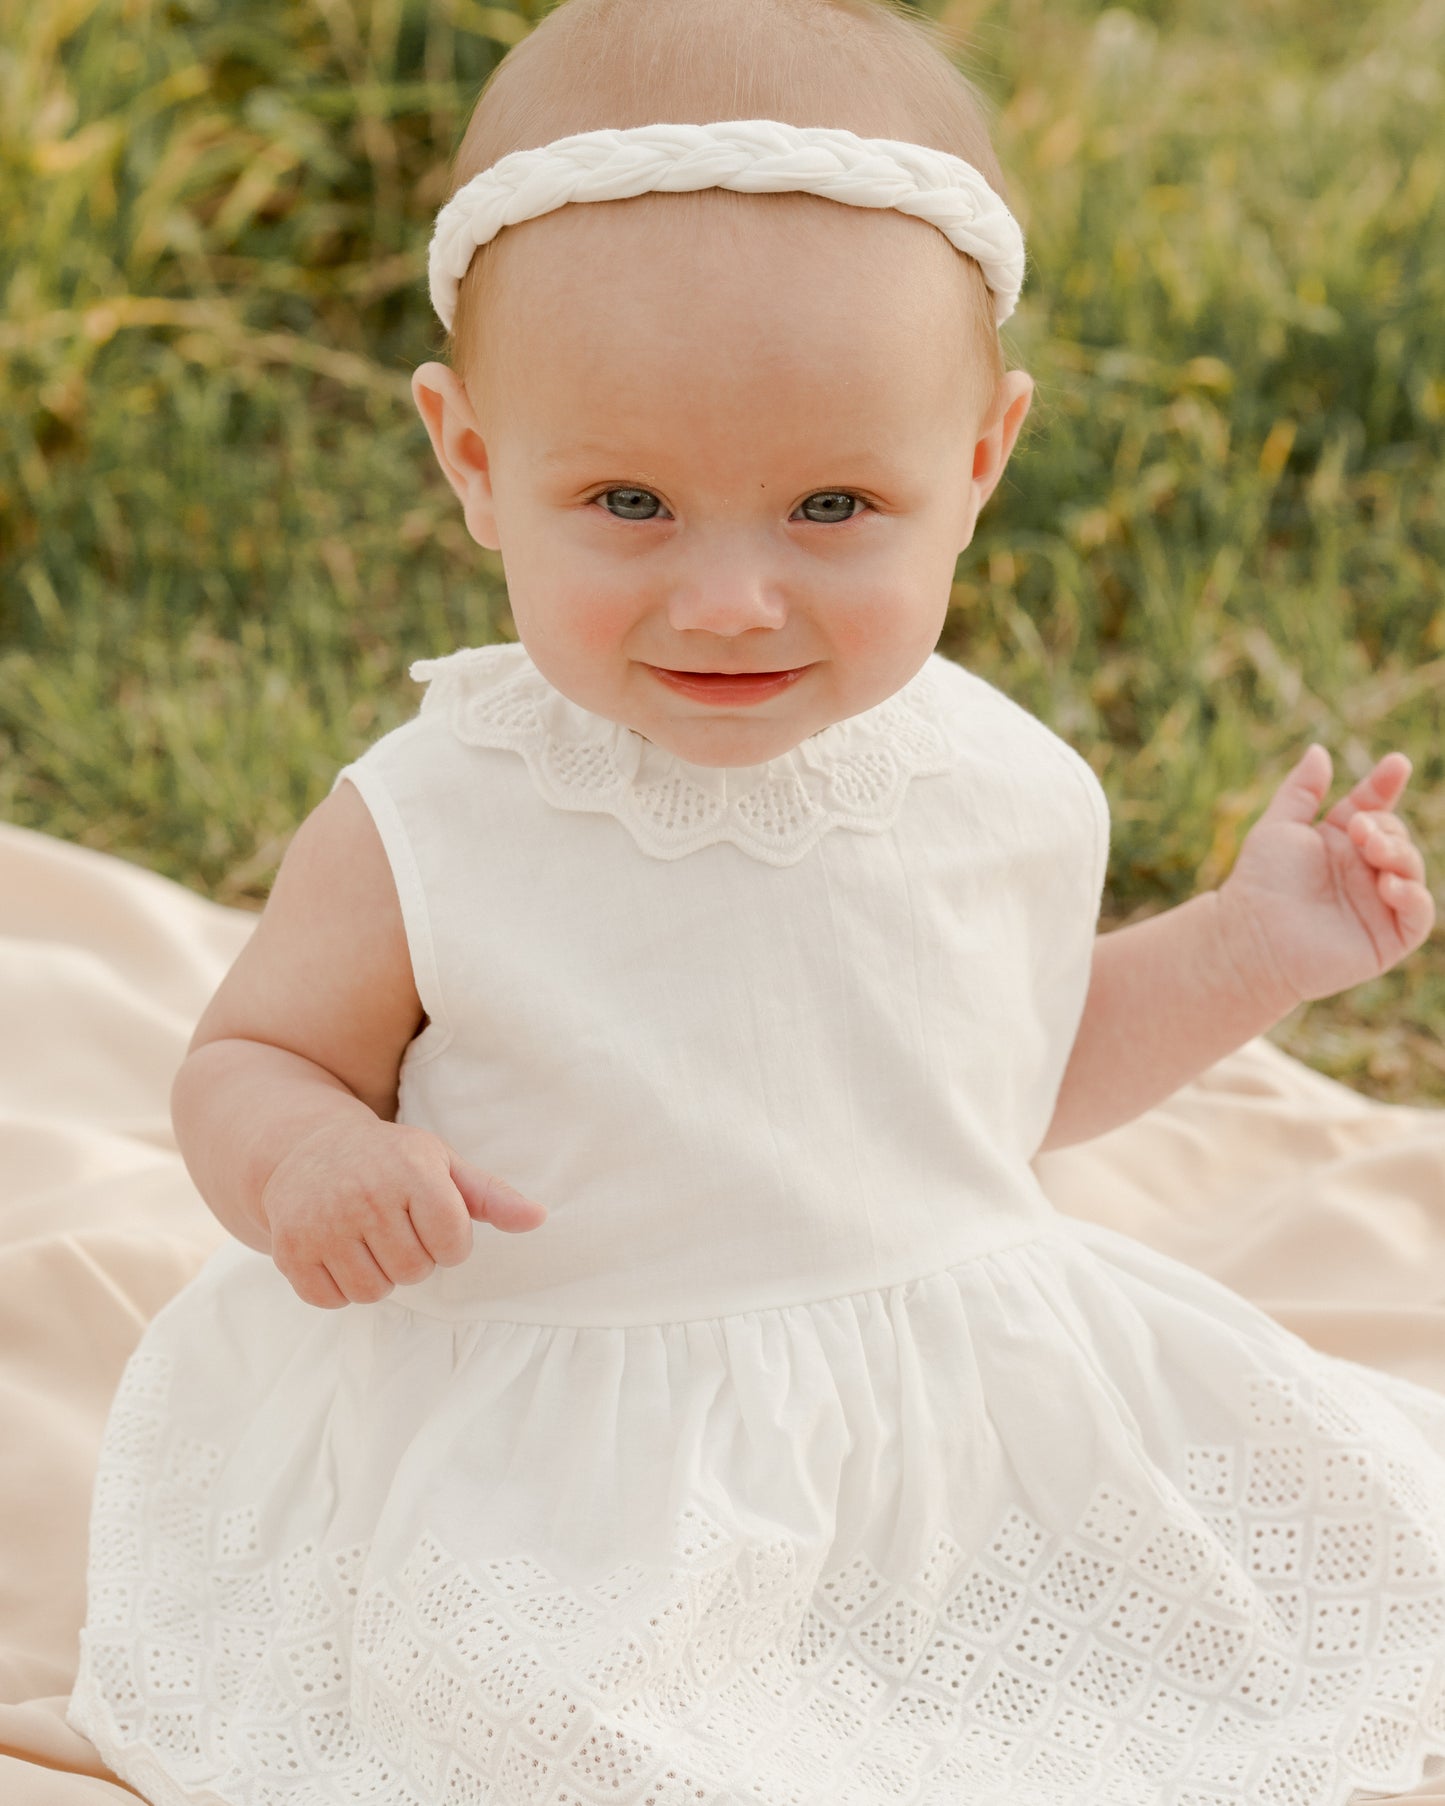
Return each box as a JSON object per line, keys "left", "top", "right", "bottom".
{"left": 414, "top": 195, "right": 1032, "bottom": 767}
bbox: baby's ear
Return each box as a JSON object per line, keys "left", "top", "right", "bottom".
{"left": 962, "top": 368, "right": 1034, "bottom": 545}
{"left": 411, "top": 361, "right": 500, "bottom": 551}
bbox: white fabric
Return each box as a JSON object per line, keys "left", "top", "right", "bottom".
{"left": 63, "top": 644, "right": 1445, "bottom": 1806}
{"left": 428, "top": 120, "right": 1028, "bottom": 331}
{"left": 406, "top": 644, "right": 956, "bottom": 865}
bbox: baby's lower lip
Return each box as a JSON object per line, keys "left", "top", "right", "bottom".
{"left": 646, "top": 665, "right": 814, "bottom": 706}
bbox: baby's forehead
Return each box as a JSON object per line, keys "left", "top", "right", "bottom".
{"left": 492, "top": 186, "right": 968, "bottom": 298}
{"left": 461, "top": 188, "right": 995, "bottom": 431}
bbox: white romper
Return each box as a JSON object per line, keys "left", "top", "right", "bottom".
{"left": 67, "top": 642, "right": 1445, "bottom": 1806}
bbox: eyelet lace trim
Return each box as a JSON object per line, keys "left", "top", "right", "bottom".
{"left": 407, "top": 644, "right": 955, "bottom": 866}
{"left": 66, "top": 1347, "right": 1445, "bottom": 1806}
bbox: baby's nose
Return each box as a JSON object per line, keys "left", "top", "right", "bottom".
{"left": 664, "top": 569, "right": 789, "bottom": 636}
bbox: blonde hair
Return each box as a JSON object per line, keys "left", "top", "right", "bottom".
{"left": 444, "top": 0, "right": 1012, "bottom": 421}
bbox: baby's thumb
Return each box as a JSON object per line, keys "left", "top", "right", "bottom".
{"left": 1258, "top": 742, "right": 1331, "bottom": 828}
{"left": 448, "top": 1156, "right": 549, "bottom": 1231}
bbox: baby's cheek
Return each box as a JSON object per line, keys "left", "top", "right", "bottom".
{"left": 825, "top": 583, "right": 938, "bottom": 670}
{"left": 516, "top": 585, "right": 643, "bottom": 697}
{"left": 562, "top": 587, "right": 639, "bottom": 658}
{"left": 510, "top": 557, "right": 628, "bottom": 650}
{"left": 592, "top": 586, "right": 639, "bottom": 638}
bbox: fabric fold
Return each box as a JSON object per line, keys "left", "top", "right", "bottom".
{"left": 64, "top": 1225, "right": 1445, "bottom": 1806}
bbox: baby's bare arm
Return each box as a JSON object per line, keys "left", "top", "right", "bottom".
{"left": 1037, "top": 890, "right": 1296, "bottom": 1153}
{"left": 171, "top": 778, "right": 431, "bottom": 1255}
{"left": 176, "top": 779, "right": 547, "bottom": 1306}
{"left": 1040, "top": 751, "right": 1435, "bottom": 1154}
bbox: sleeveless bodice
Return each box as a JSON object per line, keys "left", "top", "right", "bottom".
{"left": 329, "top": 644, "right": 1110, "bottom": 1326}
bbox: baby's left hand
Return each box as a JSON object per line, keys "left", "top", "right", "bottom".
{"left": 1218, "top": 743, "right": 1436, "bottom": 1009}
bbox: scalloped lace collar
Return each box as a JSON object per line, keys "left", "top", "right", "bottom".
{"left": 408, "top": 642, "right": 955, "bottom": 866}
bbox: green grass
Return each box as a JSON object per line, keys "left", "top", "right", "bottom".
{"left": 3, "top": 0, "right": 1443, "bottom": 1101}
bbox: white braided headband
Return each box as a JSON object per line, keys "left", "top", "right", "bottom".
{"left": 429, "top": 118, "right": 1027, "bottom": 332}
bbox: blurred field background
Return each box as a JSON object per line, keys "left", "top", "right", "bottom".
{"left": 2, "top": 0, "right": 1442, "bottom": 1100}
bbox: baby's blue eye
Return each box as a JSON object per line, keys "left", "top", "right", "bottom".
{"left": 797, "top": 492, "right": 864, "bottom": 524}
{"left": 598, "top": 487, "right": 663, "bottom": 521}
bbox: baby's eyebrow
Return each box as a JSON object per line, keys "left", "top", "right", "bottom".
{"left": 541, "top": 444, "right": 900, "bottom": 475}
{"left": 541, "top": 443, "right": 615, "bottom": 466}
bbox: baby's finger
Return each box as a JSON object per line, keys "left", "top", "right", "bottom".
{"left": 1378, "top": 873, "right": 1437, "bottom": 943}
{"left": 1350, "top": 809, "right": 1408, "bottom": 842}
{"left": 363, "top": 1206, "right": 441, "bottom": 1286}
{"left": 1349, "top": 808, "right": 1401, "bottom": 842}
{"left": 1325, "top": 752, "right": 1412, "bottom": 832}
{"left": 449, "top": 1156, "right": 549, "bottom": 1232}
{"left": 291, "top": 1263, "right": 350, "bottom": 1311}
{"left": 406, "top": 1183, "right": 475, "bottom": 1268}
{"left": 325, "top": 1239, "right": 395, "bottom": 1305}
{"left": 1351, "top": 815, "right": 1426, "bottom": 882}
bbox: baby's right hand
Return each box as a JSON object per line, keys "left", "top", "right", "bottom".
{"left": 261, "top": 1117, "right": 548, "bottom": 1310}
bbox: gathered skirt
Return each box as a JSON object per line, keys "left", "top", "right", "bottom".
{"left": 65, "top": 1214, "right": 1445, "bottom": 1806}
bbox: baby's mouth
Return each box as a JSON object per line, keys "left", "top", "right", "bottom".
{"left": 643, "top": 664, "right": 815, "bottom": 705}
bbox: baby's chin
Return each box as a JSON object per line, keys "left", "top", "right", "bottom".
{"left": 627, "top": 677, "right": 850, "bottom": 767}
{"left": 635, "top": 733, "right": 823, "bottom": 769}
{"left": 625, "top": 712, "right": 828, "bottom": 769}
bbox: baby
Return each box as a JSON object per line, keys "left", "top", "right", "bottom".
{"left": 174, "top": 17, "right": 1430, "bottom": 1317}
{"left": 66, "top": 0, "right": 1445, "bottom": 1802}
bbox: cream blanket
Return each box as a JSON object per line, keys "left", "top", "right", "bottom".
{"left": 3, "top": 816, "right": 1443, "bottom": 1803}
